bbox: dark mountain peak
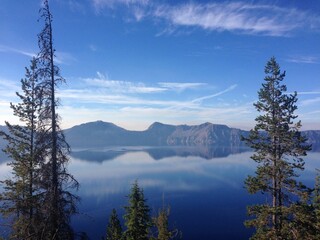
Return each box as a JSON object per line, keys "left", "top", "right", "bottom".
{"left": 64, "top": 121, "right": 126, "bottom": 148}
{"left": 147, "top": 122, "right": 174, "bottom": 131}
{"left": 185, "top": 122, "right": 231, "bottom": 132}
{"left": 194, "top": 122, "right": 229, "bottom": 131}
{"left": 61, "top": 121, "right": 320, "bottom": 149}
{"left": 74, "top": 121, "right": 122, "bottom": 130}
{"left": 200, "top": 122, "right": 212, "bottom": 127}
{"left": 65, "top": 121, "right": 125, "bottom": 135}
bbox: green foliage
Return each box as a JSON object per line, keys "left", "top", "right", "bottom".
{"left": 0, "top": 58, "right": 47, "bottom": 239}
{"left": 152, "top": 206, "right": 181, "bottom": 240}
{"left": 35, "top": 0, "right": 79, "bottom": 238}
{"left": 0, "top": 1, "right": 78, "bottom": 239}
{"left": 314, "top": 169, "right": 320, "bottom": 237}
{"left": 107, "top": 184, "right": 181, "bottom": 240}
{"left": 106, "top": 209, "right": 123, "bottom": 240}
{"left": 242, "top": 57, "right": 312, "bottom": 239}
{"left": 153, "top": 207, "right": 171, "bottom": 240}
{"left": 123, "top": 181, "right": 152, "bottom": 240}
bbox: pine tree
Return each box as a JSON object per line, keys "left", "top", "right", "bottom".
{"left": 124, "top": 181, "right": 152, "bottom": 240}
{"left": 289, "top": 186, "right": 317, "bottom": 239}
{"left": 36, "top": 0, "right": 79, "bottom": 238}
{"left": 106, "top": 208, "right": 123, "bottom": 240}
{"left": 242, "top": 57, "right": 311, "bottom": 239}
{"left": 0, "top": 58, "right": 46, "bottom": 238}
{"left": 313, "top": 169, "right": 320, "bottom": 237}
{"left": 152, "top": 205, "right": 181, "bottom": 240}
{"left": 153, "top": 207, "right": 172, "bottom": 240}
{"left": 289, "top": 169, "right": 320, "bottom": 239}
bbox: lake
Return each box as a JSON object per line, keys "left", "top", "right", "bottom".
{"left": 66, "top": 146, "right": 320, "bottom": 239}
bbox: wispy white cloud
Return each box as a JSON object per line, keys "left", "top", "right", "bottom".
{"left": 0, "top": 78, "right": 19, "bottom": 90}
{"left": 158, "top": 82, "right": 206, "bottom": 92}
{"left": 0, "top": 79, "right": 25, "bottom": 125}
{"left": 301, "top": 110, "right": 320, "bottom": 117}
{"left": 296, "top": 91, "right": 319, "bottom": 109}
{"left": 298, "top": 91, "right": 320, "bottom": 95}
{"left": 0, "top": 100, "right": 20, "bottom": 126}
{"left": 59, "top": 89, "right": 146, "bottom": 105}
{"left": 153, "top": 3, "right": 319, "bottom": 36}
{"left": 132, "top": 6, "right": 147, "bottom": 21}
{"left": 300, "top": 97, "right": 320, "bottom": 106}
{"left": 58, "top": 98, "right": 255, "bottom": 130}
{"left": 120, "top": 103, "right": 252, "bottom": 120}
{"left": 55, "top": 0, "right": 87, "bottom": 13}
{"left": 0, "top": 44, "right": 35, "bottom": 58}
{"left": 0, "top": 44, "right": 75, "bottom": 65}
{"left": 90, "top": 1, "right": 320, "bottom": 36}
{"left": 55, "top": 51, "right": 77, "bottom": 65}
{"left": 192, "top": 84, "right": 237, "bottom": 104}
{"left": 59, "top": 88, "right": 183, "bottom": 106}
{"left": 0, "top": 100, "right": 11, "bottom": 107}
{"left": 0, "top": 79, "right": 19, "bottom": 99}
{"left": 61, "top": 73, "right": 237, "bottom": 111}
{"left": 287, "top": 55, "right": 319, "bottom": 64}
{"left": 92, "top": 0, "right": 149, "bottom": 12}
{"left": 89, "top": 44, "right": 97, "bottom": 52}
{"left": 83, "top": 72, "right": 165, "bottom": 93}
{"left": 57, "top": 79, "right": 250, "bottom": 130}
{"left": 81, "top": 72, "right": 207, "bottom": 94}
{"left": 67, "top": 0, "right": 87, "bottom": 13}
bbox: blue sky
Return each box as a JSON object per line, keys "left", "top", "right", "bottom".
{"left": 0, "top": 0, "right": 320, "bottom": 130}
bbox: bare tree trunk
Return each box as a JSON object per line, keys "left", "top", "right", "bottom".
{"left": 48, "top": 9, "right": 59, "bottom": 233}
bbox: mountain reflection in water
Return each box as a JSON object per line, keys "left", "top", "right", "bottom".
{"left": 1, "top": 146, "right": 319, "bottom": 239}
{"left": 70, "top": 146, "right": 250, "bottom": 162}
{"left": 67, "top": 147, "right": 320, "bottom": 240}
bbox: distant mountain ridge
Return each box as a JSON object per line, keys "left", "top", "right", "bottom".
{"left": 62, "top": 121, "right": 320, "bottom": 150}
{"left": 63, "top": 121, "right": 247, "bottom": 148}
{"left": 1, "top": 121, "right": 319, "bottom": 152}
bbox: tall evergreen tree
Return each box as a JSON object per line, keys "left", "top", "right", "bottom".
{"left": 124, "top": 181, "right": 152, "bottom": 240}
{"left": 0, "top": 58, "right": 45, "bottom": 238}
{"left": 106, "top": 208, "right": 123, "bottom": 240}
{"left": 36, "top": 0, "right": 79, "bottom": 238}
{"left": 242, "top": 57, "right": 311, "bottom": 239}
{"left": 152, "top": 205, "right": 181, "bottom": 240}
{"left": 289, "top": 169, "right": 320, "bottom": 239}
{"left": 313, "top": 169, "right": 320, "bottom": 237}
{"left": 153, "top": 207, "right": 172, "bottom": 240}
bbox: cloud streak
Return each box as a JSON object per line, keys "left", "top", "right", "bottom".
{"left": 287, "top": 55, "right": 319, "bottom": 64}
{"left": 82, "top": 72, "right": 207, "bottom": 94}
{"left": 90, "top": 1, "right": 320, "bottom": 36}
{"left": 83, "top": 72, "right": 166, "bottom": 94}
{"left": 192, "top": 84, "right": 237, "bottom": 104}
{"left": 298, "top": 91, "right": 320, "bottom": 95}
{"left": 301, "top": 97, "right": 320, "bottom": 107}
{"left": 0, "top": 44, "right": 35, "bottom": 58}
{"left": 92, "top": 0, "right": 149, "bottom": 12}
{"left": 0, "top": 44, "right": 75, "bottom": 65}
{"left": 0, "top": 79, "right": 19, "bottom": 99}
{"left": 56, "top": 79, "right": 245, "bottom": 129}
{"left": 154, "top": 3, "right": 320, "bottom": 36}
{"left": 59, "top": 88, "right": 191, "bottom": 107}
{"left": 158, "top": 82, "right": 207, "bottom": 92}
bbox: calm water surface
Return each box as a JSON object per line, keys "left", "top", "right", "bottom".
{"left": 0, "top": 147, "right": 319, "bottom": 239}
{"left": 67, "top": 147, "right": 320, "bottom": 240}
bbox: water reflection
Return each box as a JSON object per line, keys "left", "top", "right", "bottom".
{"left": 70, "top": 150, "right": 255, "bottom": 197}
{"left": 70, "top": 145, "right": 250, "bottom": 163}
{"left": 68, "top": 148, "right": 320, "bottom": 239}
{"left": 1, "top": 146, "right": 319, "bottom": 240}
{"left": 68, "top": 149, "right": 258, "bottom": 239}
